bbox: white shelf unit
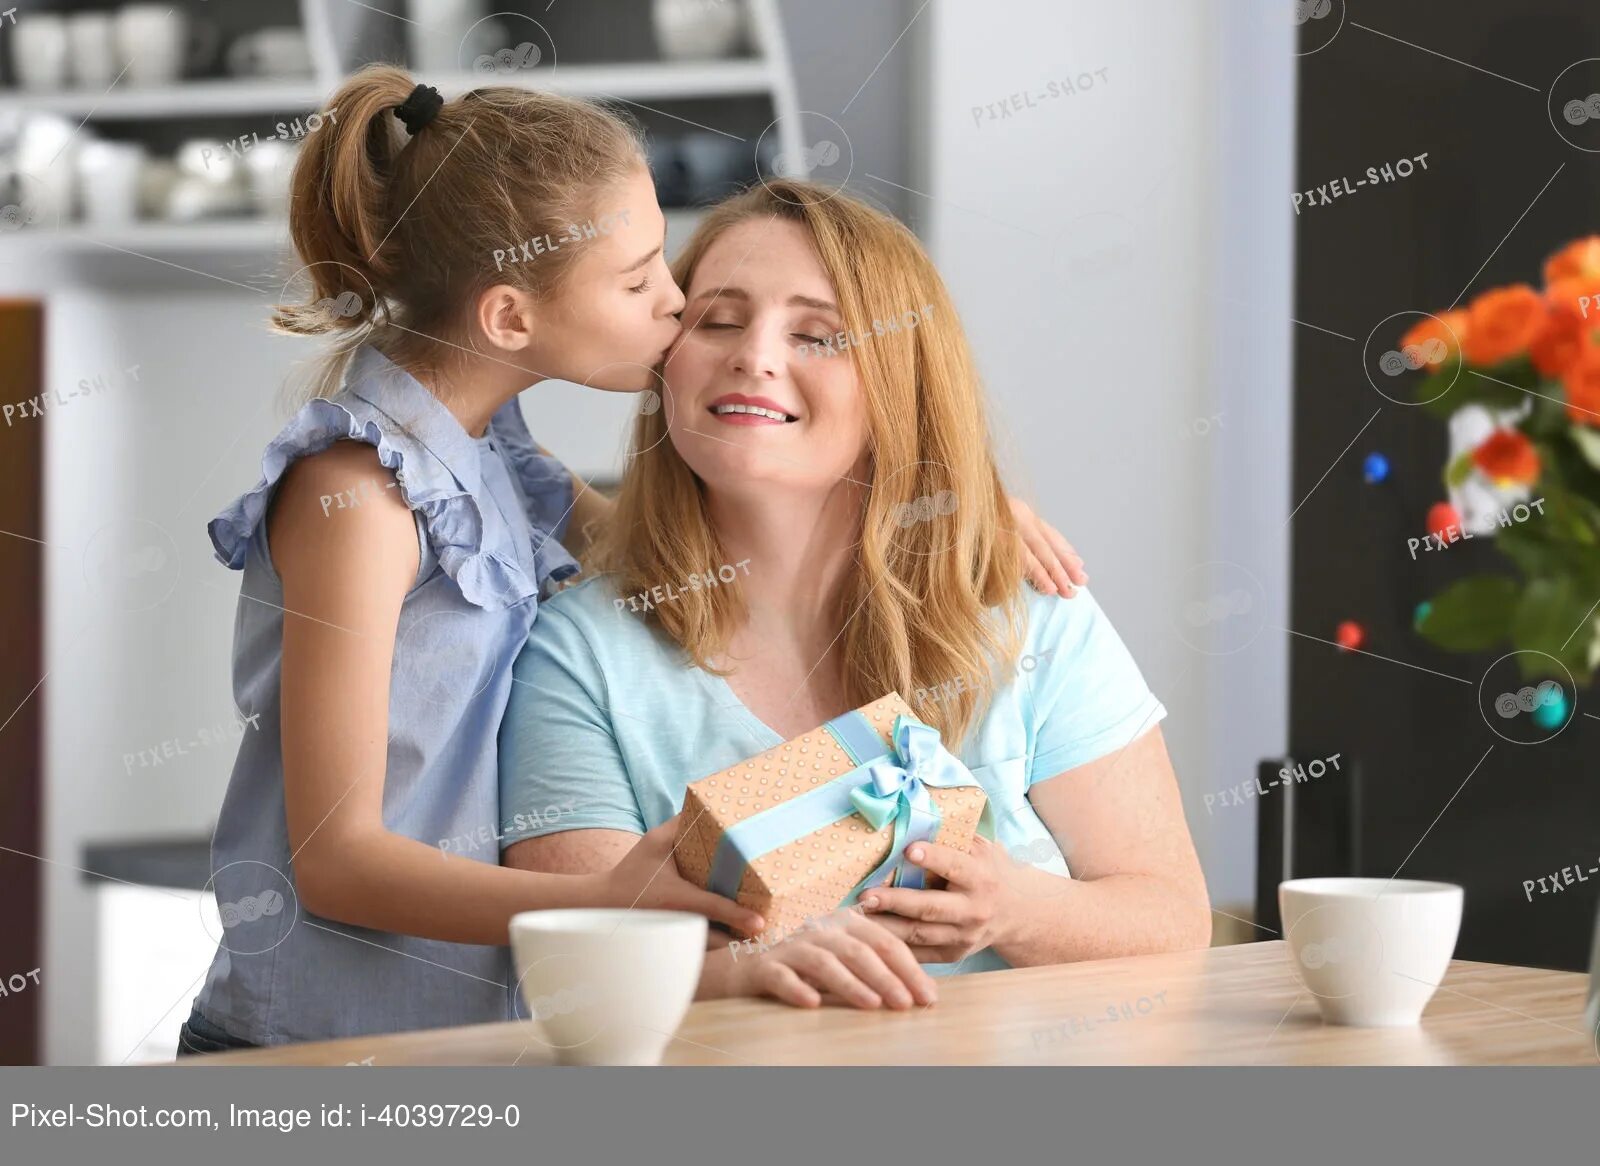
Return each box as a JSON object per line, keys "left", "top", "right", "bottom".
{"left": 10, "top": 207, "right": 709, "bottom": 265}
{"left": 432, "top": 58, "right": 782, "bottom": 101}
{"left": 0, "top": 79, "right": 331, "bottom": 121}
{"left": 0, "top": 60, "right": 781, "bottom": 121}
{"left": 16, "top": 219, "right": 291, "bottom": 251}
{"left": 0, "top": 0, "right": 803, "bottom": 274}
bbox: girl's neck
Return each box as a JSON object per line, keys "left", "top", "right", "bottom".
{"left": 406, "top": 351, "right": 540, "bottom": 439}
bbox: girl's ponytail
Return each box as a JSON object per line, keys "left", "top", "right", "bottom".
{"left": 271, "top": 64, "right": 645, "bottom": 398}
{"left": 274, "top": 65, "right": 416, "bottom": 342}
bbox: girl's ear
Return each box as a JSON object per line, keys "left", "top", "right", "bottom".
{"left": 475, "top": 284, "right": 539, "bottom": 351}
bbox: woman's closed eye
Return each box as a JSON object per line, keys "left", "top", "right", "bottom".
{"left": 628, "top": 276, "right": 655, "bottom": 294}
{"left": 687, "top": 312, "right": 832, "bottom": 344}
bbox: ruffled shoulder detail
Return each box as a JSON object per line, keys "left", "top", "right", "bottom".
{"left": 206, "top": 396, "right": 539, "bottom": 611}
{"left": 488, "top": 398, "right": 580, "bottom": 588}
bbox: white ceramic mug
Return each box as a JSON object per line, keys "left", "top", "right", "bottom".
{"left": 244, "top": 139, "right": 296, "bottom": 217}
{"left": 1279, "top": 877, "right": 1463, "bottom": 1027}
{"left": 652, "top": 0, "right": 747, "bottom": 61}
{"left": 12, "top": 14, "right": 70, "bottom": 91}
{"left": 409, "top": 0, "right": 486, "bottom": 73}
{"left": 115, "top": 4, "right": 215, "bottom": 86}
{"left": 67, "top": 12, "right": 118, "bottom": 88}
{"left": 77, "top": 140, "right": 147, "bottom": 226}
{"left": 14, "top": 115, "right": 78, "bottom": 228}
{"left": 225, "top": 27, "right": 313, "bottom": 79}
{"left": 509, "top": 909, "right": 706, "bottom": 1065}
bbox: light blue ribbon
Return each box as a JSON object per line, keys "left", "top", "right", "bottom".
{"left": 845, "top": 718, "right": 969, "bottom": 893}
{"left": 705, "top": 711, "right": 980, "bottom": 906}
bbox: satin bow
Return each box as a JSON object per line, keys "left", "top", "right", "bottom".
{"left": 846, "top": 716, "right": 970, "bottom": 893}
{"left": 851, "top": 720, "right": 942, "bottom": 828}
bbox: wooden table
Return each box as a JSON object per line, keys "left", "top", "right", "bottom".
{"left": 190, "top": 941, "right": 1598, "bottom": 1066}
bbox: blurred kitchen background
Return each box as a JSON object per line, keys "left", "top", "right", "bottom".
{"left": 8, "top": 0, "right": 1591, "bottom": 1066}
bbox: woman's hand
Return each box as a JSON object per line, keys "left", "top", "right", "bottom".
{"left": 593, "top": 818, "right": 767, "bottom": 937}
{"left": 728, "top": 908, "right": 940, "bottom": 1010}
{"left": 1007, "top": 497, "right": 1087, "bottom": 597}
{"left": 859, "top": 837, "right": 1016, "bottom": 965}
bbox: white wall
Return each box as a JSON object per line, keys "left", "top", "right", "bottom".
{"left": 913, "top": 0, "right": 1296, "bottom": 911}
{"left": 34, "top": 286, "right": 305, "bottom": 1064}
{"left": 1208, "top": 5, "right": 1298, "bottom": 910}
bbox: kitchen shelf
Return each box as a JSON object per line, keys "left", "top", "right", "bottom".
{"left": 17, "top": 218, "right": 288, "bottom": 249}
{"left": 11, "top": 207, "right": 706, "bottom": 256}
{"left": 431, "top": 58, "right": 778, "bottom": 101}
{"left": 2, "top": 209, "right": 710, "bottom": 292}
{"left": 0, "top": 78, "right": 329, "bottom": 121}
{"left": 0, "top": 0, "right": 795, "bottom": 286}
{"left": 0, "top": 59, "right": 777, "bottom": 124}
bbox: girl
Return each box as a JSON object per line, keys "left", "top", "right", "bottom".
{"left": 184, "top": 65, "right": 1082, "bottom": 1051}
{"left": 181, "top": 67, "right": 768, "bottom": 1052}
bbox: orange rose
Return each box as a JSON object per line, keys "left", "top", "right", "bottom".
{"left": 1545, "top": 275, "right": 1600, "bottom": 314}
{"left": 1471, "top": 428, "right": 1541, "bottom": 486}
{"left": 1529, "top": 284, "right": 1598, "bottom": 378}
{"left": 1543, "top": 236, "right": 1600, "bottom": 286}
{"left": 1563, "top": 343, "right": 1600, "bottom": 427}
{"left": 1398, "top": 310, "right": 1467, "bottom": 368}
{"left": 1532, "top": 312, "right": 1586, "bottom": 379}
{"left": 1461, "top": 284, "right": 1547, "bottom": 367}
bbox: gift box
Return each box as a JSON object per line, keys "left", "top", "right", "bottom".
{"left": 675, "top": 692, "right": 988, "bottom": 944}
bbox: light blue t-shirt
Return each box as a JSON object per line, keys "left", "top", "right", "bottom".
{"left": 498, "top": 576, "right": 1166, "bottom": 975}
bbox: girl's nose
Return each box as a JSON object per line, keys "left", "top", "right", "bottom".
{"left": 661, "top": 274, "right": 687, "bottom": 318}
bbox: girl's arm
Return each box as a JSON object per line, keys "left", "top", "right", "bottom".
{"left": 564, "top": 473, "right": 615, "bottom": 559}
{"left": 269, "top": 441, "right": 761, "bottom": 946}
{"left": 1007, "top": 496, "right": 1087, "bottom": 597}
{"left": 528, "top": 437, "right": 612, "bottom": 559}
{"left": 861, "top": 725, "right": 1212, "bottom": 965}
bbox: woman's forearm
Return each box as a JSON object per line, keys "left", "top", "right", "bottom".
{"left": 295, "top": 827, "right": 601, "bottom": 946}
{"left": 989, "top": 869, "right": 1212, "bottom": 967}
{"left": 694, "top": 943, "right": 746, "bottom": 1000}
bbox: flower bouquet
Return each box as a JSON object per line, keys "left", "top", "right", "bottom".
{"left": 1402, "top": 237, "right": 1600, "bottom": 682}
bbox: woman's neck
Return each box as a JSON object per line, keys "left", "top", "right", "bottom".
{"left": 706, "top": 481, "right": 864, "bottom": 661}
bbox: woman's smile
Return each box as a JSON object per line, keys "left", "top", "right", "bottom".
{"left": 706, "top": 392, "right": 801, "bottom": 426}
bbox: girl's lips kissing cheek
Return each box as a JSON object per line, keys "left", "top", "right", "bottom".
{"left": 706, "top": 392, "right": 800, "bottom": 427}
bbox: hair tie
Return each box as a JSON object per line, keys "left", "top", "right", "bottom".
{"left": 394, "top": 83, "right": 444, "bottom": 136}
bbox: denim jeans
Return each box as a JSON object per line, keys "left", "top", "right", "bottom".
{"left": 175, "top": 1006, "right": 257, "bottom": 1057}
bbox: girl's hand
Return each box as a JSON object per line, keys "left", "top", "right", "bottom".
{"left": 595, "top": 818, "right": 766, "bottom": 937}
{"left": 859, "top": 837, "right": 1014, "bottom": 965}
{"left": 1007, "top": 497, "right": 1087, "bottom": 597}
{"left": 729, "top": 909, "right": 939, "bottom": 1010}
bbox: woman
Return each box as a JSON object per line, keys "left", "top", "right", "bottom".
{"left": 498, "top": 180, "right": 1210, "bottom": 1011}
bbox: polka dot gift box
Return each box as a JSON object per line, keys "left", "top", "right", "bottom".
{"left": 676, "top": 692, "right": 988, "bottom": 946}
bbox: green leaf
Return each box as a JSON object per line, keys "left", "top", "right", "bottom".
{"left": 1510, "top": 576, "right": 1596, "bottom": 680}
{"left": 1521, "top": 387, "right": 1572, "bottom": 441}
{"left": 1415, "top": 576, "right": 1520, "bottom": 653}
{"left": 1495, "top": 518, "right": 1600, "bottom": 589}
{"left": 1571, "top": 425, "right": 1600, "bottom": 474}
{"left": 1444, "top": 449, "right": 1476, "bottom": 490}
{"left": 1416, "top": 362, "right": 1528, "bottom": 418}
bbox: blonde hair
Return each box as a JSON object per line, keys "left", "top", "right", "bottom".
{"left": 274, "top": 64, "right": 645, "bottom": 398}
{"left": 591, "top": 180, "right": 1025, "bottom": 743}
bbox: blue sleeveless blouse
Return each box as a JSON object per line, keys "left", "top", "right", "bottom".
{"left": 192, "top": 344, "right": 578, "bottom": 1045}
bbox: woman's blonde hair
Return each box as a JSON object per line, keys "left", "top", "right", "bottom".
{"left": 274, "top": 64, "right": 644, "bottom": 398}
{"left": 591, "top": 179, "right": 1026, "bottom": 743}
